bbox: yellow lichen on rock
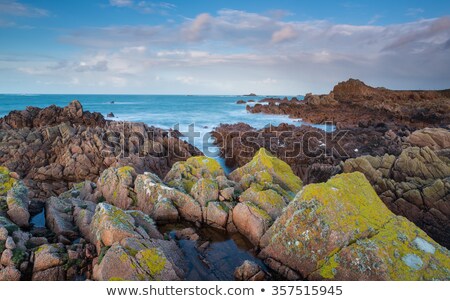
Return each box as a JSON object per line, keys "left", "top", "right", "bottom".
{"left": 0, "top": 166, "right": 17, "bottom": 196}
{"left": 260, "top": 172, "right": 450, "bottom": 280}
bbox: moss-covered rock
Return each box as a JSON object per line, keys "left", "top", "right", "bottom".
{"left": 93, "top": 237, "right": 184, "bottom": 281}
{"left": 230, "top": 148, "right": 302, "bottom": 198}
{"left": 0, "top": 166, "right": 17, "bottom": 197}
{"left": 6, "top": 181, "right": 30, "bottom": 227}
{"left": 260, "top": 172, "right": 450, "bottom": 280}
{"left": 164, "top": 156, "right": 225, "bottom": 193}
{"left": 135, "top": 173, "right": 201, "bottom": 223}
{"left": 343, "top": 146, "right": 450, "bottom": 249}
{"left": 239, "top": 186, "right": 286, "bottom": 220}
{"left": 91, "top": 203, "right": 140, "bottom": 250}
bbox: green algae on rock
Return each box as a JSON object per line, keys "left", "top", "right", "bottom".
{"left": 259, "top": 172, "right": 450, "bottom": 280}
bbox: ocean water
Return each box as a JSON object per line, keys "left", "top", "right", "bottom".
{"left": 0, "top": 94, "right": 332, "bottom": 167}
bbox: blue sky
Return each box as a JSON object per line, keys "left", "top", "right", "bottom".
{"left": 0, "top": 0, "right": 449, "bottom": 94}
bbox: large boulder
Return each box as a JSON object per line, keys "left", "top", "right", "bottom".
{"left": 164, "top": 156, "right": 225, "bottom": 193}
{"left": 32, "top": 243, "right": 67, "bottom": 281}
{"left": 342, "top": 146, "right": 450, "bottom": 248}
{"left": 407, "top": 128, "right": 450, "bottom": 150}
{"left": 97, "top": 166, "right": 137, "bottom": 210}
{"left": 90, "top": 203, "right": 185, "bottom": 281}
{"left": 6, "top": 182, "right": 30, "bottom": 227}
{"left": 260, "top": 172, "right": 450, "bottom": 280}
{"left": 230, "top": 148, "right": 303, "bottom": 245}
{"left": 134, "top": 173, "right": 201, "bottom": 223}
{"left": 230, "top": 148, "right": 302, "bottom": 197}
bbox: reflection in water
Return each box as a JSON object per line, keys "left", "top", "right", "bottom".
{"left": 30, "top": 208, "right": 46, "bottom": 228}
{"left": 159, "top": 223, "right": 270, "bottom": 281}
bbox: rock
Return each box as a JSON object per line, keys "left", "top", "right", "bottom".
{"left": 134, "top": 173, "right": 202, "bottom": 223}
{"left": 0, "top": 216, "right": 19, "bottom": 234}
{"left": 12, "top": 230, "right": 30, "bottom": 250}
{"left": 93, "top": 238, "right": 182, "bottom": 281}
{"left": 90, "top": 203, "right": 140, "bottom": 251}
{"left": 0, "top": 166, "right": 16, "bottom": 196}
{"left": 1, "top": 249, "right": 14, "bottom": 266}
{"left": 6, "top": 182, "right": 30, "bottom": 227}
{"left": 107, "top": 112, "right": 115, "bottom": 118}
{"left": 0, "top": 266, "right": 21, "bottom": 281}
{"left": 28, "top": 236, "right": 49, "bottom": 248}
{"left": 0, "top": 227, "right": 8, "bottom": 240}
{"left": 239, "top": 187, "right": 286, "bottom": 220}
{"left": 164, "top": 156, "right": 225, "bottom": 193}
{"left": 407, "top": 128, "right": 450, "bottom": 150}
{"left": 343, "top": 147, "right": 450, "bottom": 248}
{"left": 0, "top": 102, "right": 202, "bottom": 199}
{"left": 32, "top": 266, "right": 66, "bottom": 281}
{"left": 236, "top": 100, "right": 246, "bottom": 104}
{"left": 230, "top": 148, "right": 302, "bottom": 197}
{"left": 234, "top": 260, "right": 266, "bottom": 281}
{"left": 45, "top": 197, "right": 78, "bottom": 240}
{"left": 246, "top": 78, "right": 450, "bottom": 128}
{"left": 33, "top": 244, "right": 66, "bottom": 273}
{"left": 190, "top": 178, "right": 219, "bottom": 207}
{"left": 175, "top": 228, "right": 199, "bottom": 241}
{"left": 97, "top": 166, "right": 137, "bottom": 210}
{"left": 153, "top": 199, "right": 179, "bottom": 222}
{"left": 233, "top": 202, "right": 272, "bottom": 246}
{"left": 205, "top": 202, "right": 231, "bottom": 229}
{"left": 260, "top": 172, "right": 450, "bottom": 280}
{"left": 5, "top": 236, "right": 15, "bottom": 250}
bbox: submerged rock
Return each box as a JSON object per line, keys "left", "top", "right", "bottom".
{"left": 260, "top": 172, "right": 450, "bottom": 280}
{"left": 234, "top": 260, "right": 267, "bottom": 281}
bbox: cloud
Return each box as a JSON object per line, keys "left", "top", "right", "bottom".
{"left": 109, "top": 0, "right": 176, "bottom": 14}
{"left": 182, "top": 13, "right": 213, "bottom": 42}
{"left": 6, "top": 10, "right": 450, "bottom": 93}
{"left": 272, "top": 25, "right": 298, "bottom": 43}
{"left": 109, "top": 0, "right": 133, "bottom": 7}
{"left": 0, "top": 0, "right": 48, "bottom": 17}
{"left": 406, "top": 8, "right": 424, "bottom": 17}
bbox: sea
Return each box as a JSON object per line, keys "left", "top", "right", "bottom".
{"left": 0, "top": 94, "right": 332, "bottom": 169}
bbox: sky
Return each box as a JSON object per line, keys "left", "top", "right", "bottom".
{"left": 0, "top": 0, "right": 449, "bottom": 95}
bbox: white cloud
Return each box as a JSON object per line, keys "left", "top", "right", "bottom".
{"left": 272, "top": 25, "right": 298, "bottom": 43}
{"left": 109, "top": 0, "right": 133, "bottom": 7}
{"left": 0, "top": 0, "right": 48, "bottom": 17}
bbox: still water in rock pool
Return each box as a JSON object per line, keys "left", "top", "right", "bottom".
{"left": 159, "top": 223, "right": 271, "bottom": 281}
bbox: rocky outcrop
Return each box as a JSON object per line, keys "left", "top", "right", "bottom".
{"left": 212, "top": 122, "right": 404, "bottom": 182}
{"left": 229, "top": 148, "right": 303, "bottom": 245}
{"left": 406, "top": 128, "right": 450, "bottom": 150}
{"left": 0, "top": 102, "right": 202, "bottom": 198}
{"left": 91, "top": 203, "right": 184, "bottom": 281}
{"left": 342, "top": 146, "right": 450, "bottom": 248}
{"left": 247, "top": 79, "right": 450, "bottom": 129}
{"left": 260, "top": 172, "right": 450, "bottom": 280}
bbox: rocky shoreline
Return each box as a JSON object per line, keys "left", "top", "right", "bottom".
{"left": 1, "top": 86, "right": 450, "bottom": 281}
